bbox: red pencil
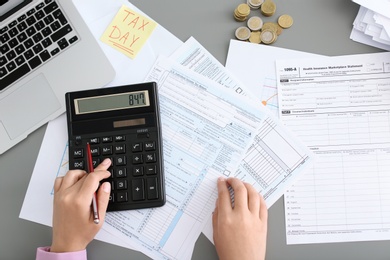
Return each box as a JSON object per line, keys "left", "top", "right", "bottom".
{"left": 86, "top": 142, "right": 100, "bottom": 224}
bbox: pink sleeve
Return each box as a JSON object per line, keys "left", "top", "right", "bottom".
{"left": 36, "top": 247, "right": 87, "bottom": 260}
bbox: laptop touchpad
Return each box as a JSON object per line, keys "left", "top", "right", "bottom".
{"left": 0, "top": 74, "right": 61, "bottom": 139}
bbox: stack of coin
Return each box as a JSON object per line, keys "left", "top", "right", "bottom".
{"left": 260, "top": 0, "right": 276, "bottom": 17}
{"left": 278, "top": 14, "right": 294, "bottom": 29}
{"left": 247, "top": 16, "right": 263, "bottom": 31}
{"left": 247, "top": 0, "right": 264, "bottom": 9}
{"left": 232, "top": 0, "right": 293, "bottom": 45}
{"left": 235, "top": 26, "right": 251, "bottom": 41}
{"left": 234, "top": 3, "right": 251, "bottom": 21}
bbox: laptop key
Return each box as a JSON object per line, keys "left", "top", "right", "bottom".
{"left": 51, "top": 24, "right": 72, "bottom": 42}
{"left": 28, "top": 56, "right": 42, "bottom": 69}
{"left": 39, "top": 50, "right": 50, "bottom": 62}
{"left": 0, "top": 67, "right": 7, "bottom": 78}
{"left": 24, "top": 49, "right": 34, "bottom": 60}
{"left": 0, "top": 63, "right": 30, "bottom": 91}
{"left": 0, "top": 56, "right": 6, "bottom": 66}
{"left": 44, "top": 2, "right": 59, "bottom": 14}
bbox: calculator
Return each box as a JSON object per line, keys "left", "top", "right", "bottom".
{"left": 65, "top": 82, "right": 165, "bottom": 211}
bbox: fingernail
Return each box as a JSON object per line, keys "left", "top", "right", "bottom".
{"left": 101, "top": 182, "right": 111, "bottom": 193}
{"left": 218, "top": 177, "right": 225, "bottom": 182}
{"left": 102, "top": 158, "right": 111, "bottom": 165}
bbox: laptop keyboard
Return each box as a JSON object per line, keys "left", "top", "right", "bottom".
{"left": 0, "top": 0, "right": 79, "bottom": 91}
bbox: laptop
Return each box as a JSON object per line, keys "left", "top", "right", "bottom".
{"left": 0, "top": 0, "right": 115, "bottom": 154}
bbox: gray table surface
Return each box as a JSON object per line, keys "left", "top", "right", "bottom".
{"left": 0, "top": 0, "right": 387, "bottom": 259}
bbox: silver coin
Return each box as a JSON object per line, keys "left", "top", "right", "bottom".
{"left": 235, "top": 26, "right": 251, "bottom": 41}
{"left": 247, "top": 16, "right": 263, "bottom": 31}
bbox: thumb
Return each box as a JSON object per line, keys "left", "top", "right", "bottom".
{"left": 96, "top": 181, "right": 111, "bottom": 222}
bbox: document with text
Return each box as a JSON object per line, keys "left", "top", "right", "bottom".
{"left": 171, "top": 38, "right": 314, "bottom": 242}
{"left": 277, "top": 52, "right": 390, "bottom": 244}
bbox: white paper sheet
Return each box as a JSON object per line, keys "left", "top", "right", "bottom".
{"left": 353, "top": 0, "right": 390, "bottom": 19}
{"left": 276, "top": 52, "right": 390, "bottom": 244}
{"left": 350, "top": 6, "right": 390, "bottom": 51}
{"left": 184, "top": 39, "right": 314, "bottom": 242}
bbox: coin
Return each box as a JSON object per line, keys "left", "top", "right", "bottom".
{"left": 247, "top": 16, "right": 263, "bottom": 31}
{"left": 260, "top": 29, "right": 277, "bottom": 44}
{"left": 235, "top": 26, "right": 251, "bottom": 41}
{"left": 261, "top": 0, "right": 276, "bottom": 17}
{"left": 278, "top": 14, "right": 293, "bottom": 29}
{"left": 247, "top": 0, "right": 264, "bottom": 9}
{"left": 234, "top": 3, "right": 251, "bottom": 21}
{"left": 237, "top": 3, "right": 250, "bottom": 16}
{"left": 262, "top": 22, "right": 278, "bottom": 33}
{"left": 249, "top": 31, "right": 261, "bottom": 44}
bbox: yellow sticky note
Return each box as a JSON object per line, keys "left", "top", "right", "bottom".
{"left": 101, "top": 5, "right": 157, "bottom": 59}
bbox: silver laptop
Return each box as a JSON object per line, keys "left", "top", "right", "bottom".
{"left": 0, "top": 0, "right": 115, "bottom": 154}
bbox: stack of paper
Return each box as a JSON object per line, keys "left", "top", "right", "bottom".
{"left": 350, "top": 0, "right": 390, "bottom": 50}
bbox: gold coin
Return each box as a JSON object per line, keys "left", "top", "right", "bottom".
{"left": 278, "top": 14, "right": 293, "bottom": 29}
{"left": 237, "top": 3, "right": 250, "bottom": 16}
{"left": 235, "top": 26, "right": 251, "bottom": 41}
{"left": 249, "top": 31, "right": 261, "bottom": 44}
{"left": 234, "top": 12, "right": 247, "bottom": 22}
{"left": 247, "top": 16, "right": 263, "bottom": 31}
{"left": 261, "top": 0, "right": 276, "bottom": 17}
{"left": 260, "top": 29, "right": 277, "bottom": 44}
{"left": 262, "top": 22, "right": 278, "bottom": 33}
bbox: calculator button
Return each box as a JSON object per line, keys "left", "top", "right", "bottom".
{"left": 144, "top": 141, "right": 155, "bottom": 151}
{"left": 114, "top": 144, "right": 126, "bottom": 154}
{"left": 102, "top": 136, "right": 112, "bottom": 143}
{"left": 116, "top": 192, "right": 128, "bottom": 202}
{"left": 133, "top": 166, "right": 144, "bottom": 176}
{"left": 145, "top": 153, "right": 156, "bottom": 163}
{"left": 75, "top": 136, "right": 82, "bottom": 145}
{"left": 73, "top": 148, "right": 83, "bottom": 158}
{"left": 146, "top": 165, "right": 157, "bottom": 175}
{"left": 115, "top": 135, "right": 126, "bottom": 142}
{"left": 115, "top": 156, "right": 126, "bottom": 166}
{"left": 115, "top": 167, "right": 127, "bottom": 178}
{"left": 116, "top": 180, "right": 127, "bottom": 190}
{"left": 72, "top": 160, "right": 84, "bottom": 170}
{"left": 131, "top": 179, "right": 145, "bottom": 201}
{"left": 132, "top": 154, "right": 143, "bottom": 164}
{"left": 131, "top": 142, "right": 142, "bottom": 152}
{"left": 92, "top": 158, "right": 101, "bottom": 168}
{"left": 89, "top": 137, "right": 100, "bottom": 144}
{"left": 102, "top": 145, "right": 113, "bottom": 155}
{"left": 147, "top": 177, "right": 159, "bottom": 200}
{"left": 90, "top": 146, "right": 100, "bottom": 156}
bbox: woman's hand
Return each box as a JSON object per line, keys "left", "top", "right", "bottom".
{"left": 212, "top": 177, "right": 268, "bottom": 260}
{"left": 50, "top": 159, "right": 112, "bottom": 253}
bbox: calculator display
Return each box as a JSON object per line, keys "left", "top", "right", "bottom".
{"left": 74, "top": 90, "right": 150, "bottom": 115}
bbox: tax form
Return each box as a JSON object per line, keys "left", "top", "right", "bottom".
{"left": 171, "top": 38, "right": 314, "bottom": 242}
{"left": 277, "top": 52, "right": 390, "bottom": 244}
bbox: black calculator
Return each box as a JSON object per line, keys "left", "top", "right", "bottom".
{"left": 65, "top": 82, "right": 165, "bottom": 211}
